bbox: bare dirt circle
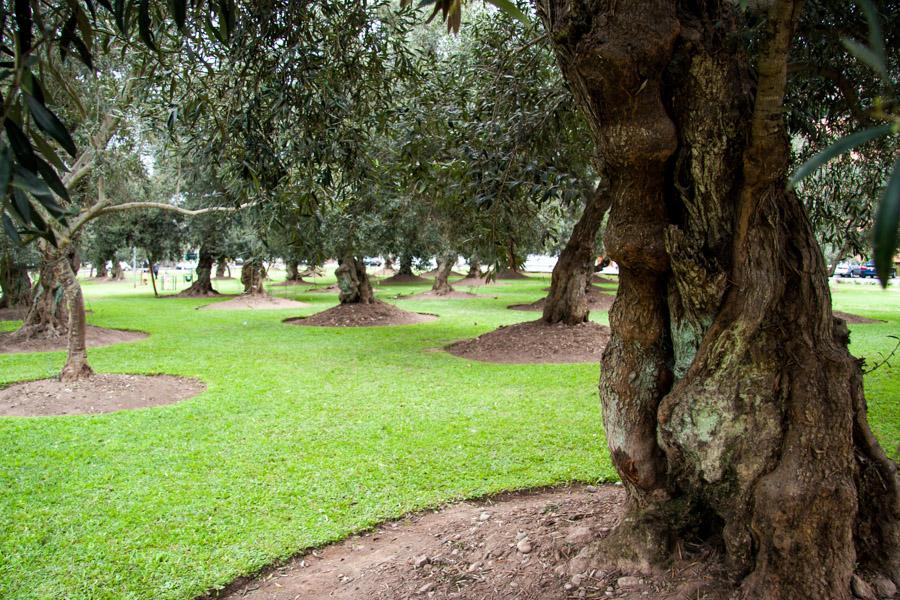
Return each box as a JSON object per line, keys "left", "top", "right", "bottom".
{"left": 200, "top": 295, "right": 310, "bottom": 311}
{"left": 214, "top": 484, "right": 734, "bottom": 600}
{"left": 0, "top": 325, "right": 147, "bottom": 355}
{"left": 0, "top": 374, "right": 206, "bottom": 417}
{"left": 510, "top": 289, "right": 616, "bottom": 313}
{"left": 446, "top": 320, "right": 610, "bottom": 364}
{"left": 378, "top": 273, "right": 431, "bottom": 286}
{"left": 399, "top": 290, "right": 488, "bottom": 301}
{"left": 0, "top": 307, "right": 27, "bottom": 321}
{"left": 286, "top": 301, "right": 437, "bottom": 327}
{"left": 451, "top": 277, "right": 505, "bottom": 288}
{"left": 833, "top": 310, "right": 884, "bottom": 324}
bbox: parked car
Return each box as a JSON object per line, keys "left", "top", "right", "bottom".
{"left": 833, "top": 262, "right": 854, "bottom": 277}
{"left": 852, "top": 261, "right": 896, "bottom": 279}
{"left": 363, "top": 257, "right": 383, "bottom": 267}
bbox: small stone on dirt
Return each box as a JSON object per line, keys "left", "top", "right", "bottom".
{"left": 516, "top": 539, "right": 533, "bottom": 554}
{"left": 570, "top": 574, "right": 585, "bottom": 587}
{"left": 617, "top": 576, "right": 641, "bottom": 588}
{"left": 414, "top": 555, "right": 430, "bottom": 568}
{"left": 585, "top": 485, "right": 599, "bottom": 493}
{"left": 565, "top": 525, "right": 593, "bottom": 545}
{"left": 852, "top": 575, "right": 877, "bottom": 600}
{"left": 478, "top": 511, "right": 491, "bottom": 521}
{"left": 418, "top": 581, "right": 435, "bottom": 594}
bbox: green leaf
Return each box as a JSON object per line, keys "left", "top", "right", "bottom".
{"left": 788, "top": 124, "right": 892, "bottom": 189}
{"left": 31, "top": 130, "right": 68, "bottom": 172}
{"left": 484, "top": 0, "right": 530, "bottom": 26}
{"left": 3, "top": 117, "right": 38, "bottom": 170}
{"left": 34, "top": 156, "right": 71, "bottom": 204}
{"left": 138, "top": 0, "right": 157, "bottom": 51}
{"left": 169, "top": 0, "right": 186, "bottom": 30}
{"left": 24, "top": 93, "right": 77, "bottom": 157}
{"left": 873, "top": 157, "right": 899, "bottom": 287}
{"left": 855, "top": 0, "right": 886, "bottom": 74}
{"left": 1, "top": 212, "right": 21, "bottom": 244}
{"left": 0, "top": 144, "right": 11, "bottom": 195}
{"left": 841, "top": 38, "right": 888, "bottom": 81}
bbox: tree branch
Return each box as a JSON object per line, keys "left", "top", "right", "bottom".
{"left": 93, "top": 200, "right": 260, "bottom": 218}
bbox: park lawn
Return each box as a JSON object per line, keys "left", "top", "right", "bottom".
{"left": 0, "top": 274, "right": 897, "bottom": 599}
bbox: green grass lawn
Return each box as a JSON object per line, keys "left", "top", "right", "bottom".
{"left": 0, "top": 273, "right": 897, "bottom": 599}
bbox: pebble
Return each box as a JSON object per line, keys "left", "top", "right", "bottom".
{"left": 414, "top": 555, "right": 430, "bottom": 568}
{"left": 516, "top": 539, "right": 533, "bottom": 554}
{"left": 565, "top": 525, "right": 593, "bottom": 545}
{"left": 585, "top": 485, "right": 599, "bottom": 493}
{"left": 418, "top": 581, "right": 435, "bottom": 594}
{"left": 617, "top": 576, "right": 641, "bottom": 588}
{"left": 516, "top": 531, "right": 528, "bottom": 541}
{"left": 478, "top": 511, "right": 491, "bottom": 521}
{"left": 571, "top": 574, "right": 585, "bottom": 587}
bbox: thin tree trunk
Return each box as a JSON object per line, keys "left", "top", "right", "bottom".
{"left": 542, "top": 189, "right": 611, "bottom": 325}
{"left": 431, "top": 253, "right": 456, "bottom": 295}
{"left": 539, "top": 1, "right": 898, "bottom": 597}
{"left": 0, "top": 253, "right": 32, "bottom": 309}
{"left": 58, "top": 253, "right": 93, "bottom": 382}
{"left": 335, "top": 254, "right": 374, "bottom": 304}
{"left": 149, "top": 260, "right": 159, "bottom": 297}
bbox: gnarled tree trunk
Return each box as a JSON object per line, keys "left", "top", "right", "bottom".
{"left": 465, "top": 258, "right": 481, "bottom": 279}
{"left": 285, "top": 260, "right": 301, "bottom": 282}
{"left": 216, "top": 257, "right": 230, "bottom": 279}
{"left": 335, "top": 254, "right": 374, "bottom": 304}
{"left": 58, "top": 252, "right": 92, "bottom": 382}
{"left": 542, "top": 189, "right": 610, "bottom": 325}
{"left": 14, "top": 243, "right": 76, "bottom": 339}
{"left": 94, "top": 258, "right": 109, "bottom": 279}
{"left": 397, "top": 254, "right": 414, "bottom": 276}
{"left": 110, "top": 260, "right": 124, "bottom": 280}
{"left": 0, "top": 253, "right": 32, "bottom": 309}
{"left": 179, "top": 247, "right": 218, "bottom": 296}
{"left": 431, "top": 253, "right": 456, "bottom": 295}
{"left": 539, "top": 0, "right": 898, "bottom": 597}
{"left": 241, "top": 260, "right": 266, "bottom": 295}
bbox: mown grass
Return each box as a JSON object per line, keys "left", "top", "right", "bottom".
{"left": 0, "top": 273, "right": 896, "bottom": 599}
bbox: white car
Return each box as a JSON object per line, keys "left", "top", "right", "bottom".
{"left": 833, "top": 262, "right": 854, "bottom": 277}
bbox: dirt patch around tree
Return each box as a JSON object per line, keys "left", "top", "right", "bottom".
{"left": 495, "top": 270, "right": 532, "bottom": 280}
{"left": 446, "top": 320, "right": 610, "bottom": 364}
{"left": 451, "top": 277, "right": 504, "bottom": 288}
{"left": 270, "top": 279, "right": 313, "bottom": 287}
{"left": 510, "top": 289, "right": 616, "bottom": 314}
{"left": 378, "top": 273, "right": 431, "bottom": 286}
{"left": 592, "top": 275, "right": 617, "bottom": 284}
{"left": 0, "top": 325, "right": 147, "bottom": 355}
{"left": 0, "top": 373, "right": 205, "bottom": 417}
{"left": 0, "top": 307, "right": 26, "bottom": 321}
{"left": 177, "top": 288, "right": 221, "bottom": 298}
{"left": 399, "top": 290, "right": 489, "bottom": 301}
{"left": 200, "top": 295, "right": 310, "bottom": 311}
{"left": 286, "top": 301, "right": 436, "bottom": 327}
{"left": 420, "top": 270, "right": 465, "bottom": 278}
{"left": 305, "top": 284, "right": 340, "bottom": 293}
{"left": 214, "top": 484, "right": 738, "bottom": 600}
{"left": 833, "top": 311, "right": 884, "bottom": 324}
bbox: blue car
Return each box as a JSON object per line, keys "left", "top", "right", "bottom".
{"left": 852, "top": 261, "right": 896, "bottom": 279}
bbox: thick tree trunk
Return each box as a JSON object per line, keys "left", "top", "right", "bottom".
{"left": 539, "top": 1, "right": 898, "bottom": 597}
{"left": 94, "top": 258, "right": 109, "bottom": 279}
{"left": 335, "top": 254, "right": 374, "bottom": 304}
{"left": 465, "top": 258, "right": 481, "bottom": 279}
{"left": 398, "top": 254, "right": 414, "bottom": 276}
{"left": 383, "top": 255, "right": 394, "bottom": 272}
{"left": 241, "top": 260, "right": 266, "bottom": 295}
{"left": 0, "top": 253, "right": 32, "bottom": 309}
{"left": 14, "top": 244, "right": 74, "bottom": 339}
{"left": 110, "top": 260, "right": 124, "bottom": 280}
{"left": 58, "top": 253, "right": 92, "bottom": 382}
{"left": 285, "top": 260, "right": 301, "bottom": 282}
{"left": 542, "top": 189, "right": 610, "bottom": 325}
{"left": 215, "top": 258, "right": 229, "bottom": 279}
{"left": 431, "top": 253, "right": 456, "bottom": 295}
{"left": 179, "top": 247, "right": 218, "bottom": 296}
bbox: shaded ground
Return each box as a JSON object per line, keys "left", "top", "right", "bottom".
{"left": 214, "top": 484, "right": 736, "bottom": 600}
{"left": 286, "top": 301, "right": 436, "bottom": 327}
{"left": 0, "top": 325, "right": 147, "bottom": 355}
{"left": 379, "top": 274, "right": 431, "bottom": 286}
{"left": 495, "top": 270, "right": 531, "bottom": 280}
{"left": 446, "top": 320, "right": 610, "bottom": 364}
{"left": 834, "top": 310, "right": 884, "bottom": 324}
{"left": 306, "top": 284, "right": 340, "bottom": 293}
{"left": 0, "top": 307, "right": 26, "bottom": 321}
{"left": 399, "top": 291, "right": 488, "bottom": 301}
{"left": 592, "top": 275, "right": 617, "bottom": 285}
{"left": 177, "top": 288, "right": 221, "bottom": 298}
{"left": 0, "top": 374, "right": 205, "bottom": 416}
{"left": 510, "top": 289, "right": 615, "bottom": 313}
{"left": 421, "top": 270, "right": 465, "bottom": 278}
{"left": 200, "top": 296, "right": 310, "bottom": 311}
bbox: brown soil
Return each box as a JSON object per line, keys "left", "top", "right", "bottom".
{"left": 215, "top": 484, "right": 734, "bottom": 600}
{"left": 510, "top": 289, "right": 616, "bottom": 313}
{"left": 286, "top": 301, "right": 437, "bottom": 327}
{"left": 177, "top": 288, "right": 221, "bottom": 298}
{"left": 451, "top": 277, "right": 503, "bottom": 288}
{"left": 446, "top": 320, "right": 610, "bottom": 364}
{"left": 0, "top": 325, "right": 147, "bottom": 355}
{"left": 271, "top": 279, "right": 313, "bottom": 287}
{"left": 592, "top": 275, "right": 617, "bottom": 284}
{"left": 373, "top": 268, "right": 396, "bottom": 278}
{"left": 421, "top": 270, "right": 465, "bottom": 278}
{"left": 833, "top": 310, "right": 884, "bottom": 324}
{"left": 200, "top": 295, "right": 310, "bottom": 311}
{"left": 0, "top": 373, "right": 205, "bottom": 417}
{"left": 0, "top": 307, "right": 26, "bottom": 321}
{"left": 495, "top": 270, "right": 531, "bottom": 280}
{"left": 379, "top": 274, "right": 431, "bottom": 286}
{"left": 306, "top": 284, "right": 340, "bottom": 293}
{"left": 400, "top": 291, "right": 488, "bottom": 301}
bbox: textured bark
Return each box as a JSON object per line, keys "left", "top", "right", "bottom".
{"left": 216, "top": 258, "right": 231, "bottom": 279}
{"left": 539, "top": 0, "right": 898, "bottom": 597}
{"left": 431, "top": 254, "right": 456, "bottom": 295}
{"left": 149, "top": 260, "right": 159, "bottom": 298}
{"left": 542, "top": 189, "right": 610, "bottom": 325}
{"left": 110, "top": 260, "right": 124, "bottom": 280}
{"left": 285, "top": 260, "right": 300, "bottom": 281}
{"left": 14, "top": 244, "right": 75, "bottom": 339}
{"left": 179, "top": 247, "right": 218, "bottom": 296}
{"left": 241, "top": 260, "right": 266, "bottom": 295}
{"left": 383, "top": 255, "right": 395, "bottom": 272}
{"left": 335, "top": 254, "right": 374, "bottom": 304}
{"left": 58, "top": 254, "right": 92, "bottom": 382}
{"left": 465, "top": 258, "right": 481, "bottom": 279}
{"left": 94, "top": 259, "right": 109, "bottom": 279}
{"left": 398, "top": 254, "right": 414, "bottom": 276}
{"left": 0, "top": 253, "right": 32, "bottom": 309}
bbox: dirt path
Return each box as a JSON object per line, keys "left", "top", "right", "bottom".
{"left": 215, "top": 484, "right": 735, "bottom": 600}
